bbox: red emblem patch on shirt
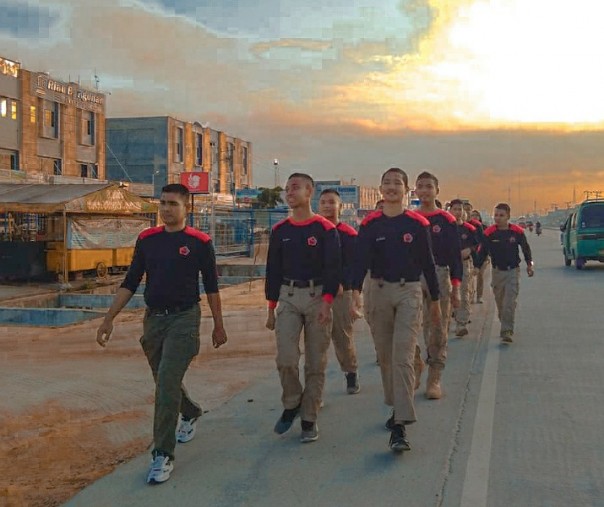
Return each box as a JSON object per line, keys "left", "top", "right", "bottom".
{"left": 509, "top": 236, "right": 516, "bottom": 243}
{"left": 307, "top": 236, "right": 318, "bottom": 247}
{"left": 403, "top": 233, "right": 413, "bottom": 243}
{"left": 461, "top": 233, "right": 468, "bottom": 240}
{"left": 432, "top": 225, "right": 441, "bottom": 234}
{"left": 179, "top": 246, "right": 190, "bottom": 256}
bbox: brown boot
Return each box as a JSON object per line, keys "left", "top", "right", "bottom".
{"left": 413, "top": 349, "right": 424, "bottom": 390}
{"left": 425, "top": 367, "right": 442, "bottom": 399}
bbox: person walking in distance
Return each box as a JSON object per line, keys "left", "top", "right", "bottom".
{"left": 318, "top": 188, "right": 361, "bottom": 394}
{"left": 96, "top": 184, "right": 228, "bottom": 485}
{"left": 474, "top": 203, "right": 534, "bottom": 343}
{"left": 351, "top": 168, "right": 441, "bottom": 452}
{"left": 469, "top": 210, "right": 488, "bottom": 304}
{"left": 414, "top": 172, "right": 462, "bottom": 399}
{"left": 265, "top": 173, "right": 341, "bottom": 443}
{"left": 449, "top": 199, "right": 479, "bottom": 337}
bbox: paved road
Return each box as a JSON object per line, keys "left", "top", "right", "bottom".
{"left": 65, "top": 230, "right": 604, "bottom": 507}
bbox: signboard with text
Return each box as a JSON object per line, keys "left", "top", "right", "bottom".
{"left": 235, "top": 188, "right": 261, "bottom": 204}
{"left": 313, "top": 184, "right": 360, "bottom": 208}
{"left": 31, "top": 73, "right": 106, "bottom": 114}
{"left": 180, "top": 172, "right": 209, "bottom": 194}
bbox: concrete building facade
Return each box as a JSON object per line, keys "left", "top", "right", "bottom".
{"left": 0, "top": 55, "right": 106, "bottom": 182}
{"left": 106, "top": 116, "right": 252, "bottom": 198}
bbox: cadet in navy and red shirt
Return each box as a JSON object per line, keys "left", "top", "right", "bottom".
{"left": 351, "top": 167, "right": 441, "bottom": 453}
{"left": 469, "top": 209, "right": 488, "bottom": 303}
{"left": 265, "top": 173, "right": 341, "bottom": 444}
{"left": 474, "top": 202, "right": 534, "bottom": 343}
{"left": 414, "top": 171, "right": 462, "bottom": 400}
{"left": 449, "top": 199, "right": 479, "bottom": 337}
{"left": 318, "top": 188, "right": 361, "bottom": 395}
{"left": 96, "top": 184, "right": 227, "bottom": 485}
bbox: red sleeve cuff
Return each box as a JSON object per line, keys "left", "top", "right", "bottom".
{"left": 322, "top": 294, "right": 334, "bottom": 305}
{"left": 268, "top": 301, "right": 277, "bottom": 309}
{"left": 451, "top": 278, "right": 462, "bottom": 287}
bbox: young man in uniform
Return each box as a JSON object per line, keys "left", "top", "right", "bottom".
{"left": 414, "top": 172, "right": 462, "bottom": 399}
{"left": 351, "top": 167, "right": 441, "bottom": 452}
{"left": 318, "top": 189, "right": 360, "bottom": 394}
{"left": 469, "top": 210, "right": 487, "bottom": 304}
{"left": 96, "top": 184, "right": 228, "bottom": 485}
{"left": 474, "top": 203, "right": 534, "bottom": 343}
{"left": 265, "top": 173, "right": 341, "bottom": 443}
{"left": 449, "top": 199, "right": 479, "bottom": 337}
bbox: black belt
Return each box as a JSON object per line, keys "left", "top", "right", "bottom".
{"left": 147, "top": 303, "right": 196, "bottom": 315}
{"left": 370, "top": 275, "right": 420, "bottom": 284}
{"left": 282, "top": 278, "right": 323, "bottom": 288}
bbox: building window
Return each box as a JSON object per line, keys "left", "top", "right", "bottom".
{"left": 10, "top": 152, "right": 18, "bottom": 171}
{"left": 91, "top": 164, "right": 98, "bottom": 179}
{"left": 30, "top": 105, "right": 36, "bottom": 123}
{"left": 242, "top": 146, "right": 248, "bottom": 175}
{"left": 53, "top": 159, "right": 62, "bottom": 176}
{"left": 80, "top": 110, "right": 95, "bottom": 145}
{"left": 0, "top": 150, "right": 19, "bottom": 171}
{"left": 0, "top": 98, "right": 6, "bottom": 117}
{"left": 80, "top": 164, "right": 88, "bottom": 178}
{"left": 175, "top": 127, "right": 184, "bottom": 163}
{"left": 196, "top": 133, "right": 203, "bottom": 166}
{"left": 11, "top": 101, "right": 17, "bottom": 120}
{"left": 42, "top": 101, "right": 59, "bottom": 138}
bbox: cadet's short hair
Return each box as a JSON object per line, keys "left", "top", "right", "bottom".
{"left": 495, "top": 203, "right": 511, "bottom": 216}
{"left": 471, "top": 209, "right": 483, "bottom": 222}
{"left": 416, "top": 171, "right": 439, "bottom": 187}
{"left": 449, "top": 198, "right": 464, "bottom": 207}
{"left": 380, "top": 167, "right": 408, "bottom": 187}
{"left": 375, "top": 199, "right": 385, "bottom": 209}
{"left": 161, "top": 184, "right": 190, "bottom": 202}
{"left": 319, "top": 188, "right": 341, "bottom": 198}
{"left": 288, "top": 173, "right": 314, "bottom": 187}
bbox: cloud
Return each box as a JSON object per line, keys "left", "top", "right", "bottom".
{"left": 0, "top": 0, "right": 61, "bottom": 39}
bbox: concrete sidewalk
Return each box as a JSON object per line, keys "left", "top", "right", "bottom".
{"left": 65, "top": 298, "right": 494, "bottom": 507}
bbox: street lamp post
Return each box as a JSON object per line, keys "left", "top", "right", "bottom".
{"left": 273, "top": 159, "right": 279, "bottom": 188}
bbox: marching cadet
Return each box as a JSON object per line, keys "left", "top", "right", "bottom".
{"left": 318, "top": 188, "right": 361, "bottom": 394}
{"left": 414, "top": 172, "right": 462, "bottom": 399}
{"left": 351, "top": 168, "right": 441, "bottom": 453}
{"left": 364, "top": 199, "right": 385, "bottom": 363}
{"left": 265, "top": 173, "right": 341, "bottom": 443}
{"left": 469, "top": 210, "right": 487, "bottom": 304}
{"left": 474, "top": 203, "right": 534, "bottom": 343}
{"left": 449, "top": 199, "right": 479, "bottom": 337}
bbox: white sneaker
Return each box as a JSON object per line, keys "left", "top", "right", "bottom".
{"left": 176, "top": 417, "right": 198, "bottom": 443}
{"left": 146, "top": 454, "right": 173, "bottom": 484}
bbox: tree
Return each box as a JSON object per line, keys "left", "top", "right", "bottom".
{"left": 256, "top": 186, "right": 283, "bottom": 209}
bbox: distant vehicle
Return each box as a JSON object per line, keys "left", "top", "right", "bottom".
{"left": 560, "top": 199, "right": 604, "bottom": 269}
{"left": 517, "top": 216, "right": 527, "bottom": 229}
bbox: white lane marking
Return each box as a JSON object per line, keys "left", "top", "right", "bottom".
{"left": 459, "top": 316, "right": 501, "bottom": 507}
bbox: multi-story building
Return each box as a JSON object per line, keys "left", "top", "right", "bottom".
{"left": 0, "top": 55, "right": 106, "bottom": 182}
{"left": 105, "top": 116, "right": 252, "bottom": 199}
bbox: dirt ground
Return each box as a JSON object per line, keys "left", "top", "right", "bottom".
{"left": 0, "top": 280, "right": 274, "bottom": 507}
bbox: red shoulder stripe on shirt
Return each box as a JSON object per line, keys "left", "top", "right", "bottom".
{"left": 509, "top": 224, "right": 525, "bottom": 234}
{"left": 336, "top": 222, "right": 358, "bottom": 237}
{"left": 361, "top": 210, "right": 383, "bottom": 226}
{"left": 314, "top": 215, "right": 336, "bottom": 230}
{"left": 139, "top": 226, "right": 164, "bottom": 240}
{"left": 417, "top": 209, "right": 456, "bottom": 224}
{"left": 404, "top": 209, "right": 430, "bottom": 227}
{"left": 272, "top": 217, "right": 290, "bottom": 231}
{"left": 462, "top": 222, "right": 477, "bottom": 233}
{"left": 469, "top": 219, "right": 482, "bottom": 228}
{"left": 183, "top": 226, "right": 212, "bottom": 243}
{"left": 484, "top": 225, "right": 498, "bottom": 236}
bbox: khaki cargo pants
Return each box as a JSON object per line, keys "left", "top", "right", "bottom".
{"left": 140, "top": 305, "right": 203, "bottom": 459}
{"left": 331, "top": 290, "right": 358, "bottom": 373}
{"left": 491, "top": 267, "right": 520, "bottom": 335}
{"left": 367, "top": 279, "right": 422, "bottom": 425}
{"left": 275, "top": 285, "right": 332, "bottom": 423}
{"left": 456, "top": 259, "right": 473, "bottom": 326}
{"left": 418, "top": 266, "right": 452, "bottom": 369}
{"left": 473, "top": 257, "right": 489, "bottom": 301}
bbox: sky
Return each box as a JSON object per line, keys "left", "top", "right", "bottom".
{"left": 3, "top": 0, "right": 604, "bottom": 213}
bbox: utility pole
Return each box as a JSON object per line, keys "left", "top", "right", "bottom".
{"left": 273, "top": 159, "right": 280, "bottom": 188}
